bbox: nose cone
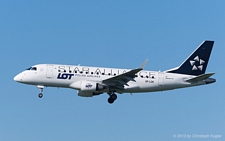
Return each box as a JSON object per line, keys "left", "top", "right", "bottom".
{"left": 14, "top": 74, "right": 21, "bottom": 82}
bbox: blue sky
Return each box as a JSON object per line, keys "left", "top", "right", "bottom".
{"left": 1, "top": 1, "right": 224, "bottom": 140}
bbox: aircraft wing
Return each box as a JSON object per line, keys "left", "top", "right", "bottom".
{"left": 102, "top": 59, "right": 148, "bottom": 90}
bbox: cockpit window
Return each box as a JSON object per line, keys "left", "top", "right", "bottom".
{"left": 26, "top": 67, "right": 32, "bottom": 70}
{"left": 31, "top": 67, "right": 37, "bottom": 71}
{"left": 26, "top": 67, "right": 37, "bottom": 71}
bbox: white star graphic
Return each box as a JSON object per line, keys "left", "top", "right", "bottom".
{"left": 190, "top": 56, "right": 205, "bottom": 71}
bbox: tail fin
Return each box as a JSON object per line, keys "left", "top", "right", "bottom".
{"left": 166, "top": 40, "right": 214, "bottom": 76}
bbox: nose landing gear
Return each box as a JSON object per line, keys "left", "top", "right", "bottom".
{"left": 37, "top": 85, "right": 44, "bottom": 98}
{"left": 38, "top": 93, "right": 43, "bottom": 98}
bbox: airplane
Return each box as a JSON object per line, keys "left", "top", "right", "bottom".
{"left": 14, "top": 40, "right": 216, "bottom": 104}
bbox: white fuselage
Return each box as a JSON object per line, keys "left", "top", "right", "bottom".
{"left": 14, "top": 64, "right": 205, "bottom": 94}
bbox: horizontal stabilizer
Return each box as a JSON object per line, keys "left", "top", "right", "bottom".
{"left": 185, "top": 73, "right": 215, "bottom": 82}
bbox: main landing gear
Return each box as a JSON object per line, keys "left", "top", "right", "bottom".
{"left": 37, "top": 85, "right": 44, "bottom": 98}
{"left": 108, "top": 93, "right": 117, "bottom": 104}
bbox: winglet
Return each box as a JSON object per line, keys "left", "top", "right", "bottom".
{"left": 140, "top": 59, "right": 149, "bottom": 69}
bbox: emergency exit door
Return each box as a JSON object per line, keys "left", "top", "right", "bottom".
{"left": 158, "top": 72, "right": 164, "bottom": 86}
{"left": 46, "top": 65, "right": 53, "bottom": 78}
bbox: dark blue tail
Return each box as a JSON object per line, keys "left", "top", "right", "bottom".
{"left": 167, "top": 41, "right": 214, "bottom": 76}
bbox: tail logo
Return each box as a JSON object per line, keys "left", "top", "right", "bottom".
{"left": 190, "top": 56, "right": 205, "bottom": 71}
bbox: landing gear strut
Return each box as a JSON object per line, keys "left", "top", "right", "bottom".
{"left": 37, "top": 85, "right": 44, "bottom": 98}
{"left": 108, "top": 93, "right": 117, "bottom": 104}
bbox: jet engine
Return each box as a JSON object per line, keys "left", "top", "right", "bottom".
{"left": 80, "top": 81, "right": 105, "bottom": 92}
{"left": 69, "top": 80, "right": 107, "bottom": 97}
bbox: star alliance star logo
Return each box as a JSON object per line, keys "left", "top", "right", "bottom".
{"left": 190, "top": 56, "right": 205, "bottom": 71}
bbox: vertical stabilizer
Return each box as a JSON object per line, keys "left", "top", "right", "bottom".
{"left": 167, "top": 41, "right": 214, "bottom": 76}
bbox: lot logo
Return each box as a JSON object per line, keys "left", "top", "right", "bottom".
{"left": 57, "top": 73, "right": 74, "bottom": 80}
{"left": 85, "top": 83, "right": 93, "bottom": 88}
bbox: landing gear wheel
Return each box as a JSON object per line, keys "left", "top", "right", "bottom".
{"left": 111, "top": 94, "right": 117, "bottom": 100}
{"left": 38, "top": 93, "right": 43, "bottom": 98}
{"left": 107, "top": 93, "right": 117, "bottom": 104}
{"left": 108, "top": 97, "right": 114, "bottom": 104}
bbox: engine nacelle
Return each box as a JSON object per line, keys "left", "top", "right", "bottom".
{"left": 70, "top": 81, "right": 106, "bottom": 97}
{"left": 70, "top": 80, "right": 106, "bottom": 91}
{"left": 78, "top": 91, "right": 102, "bottom": 97}
{"left": 80, "top": 81, "right": 105, "bottom": 92}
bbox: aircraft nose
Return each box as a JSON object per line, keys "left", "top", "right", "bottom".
{"left": 14, "top": 74, "right": 22, "bottom": 82}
